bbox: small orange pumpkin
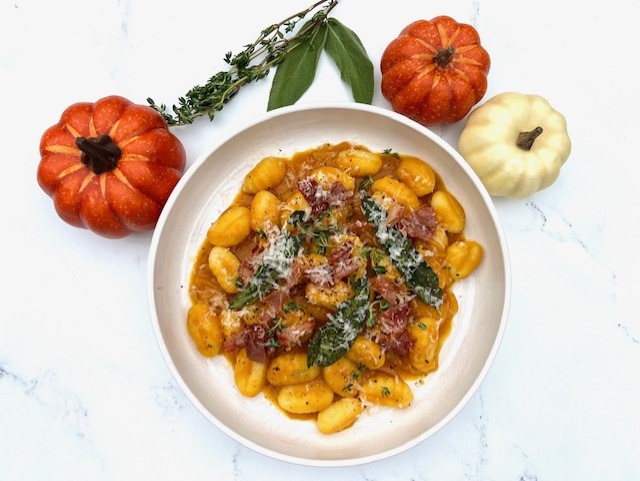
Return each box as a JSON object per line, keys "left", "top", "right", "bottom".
{"left": 380, "top": 16, "right": 491, "bottom": 125}
{"left": 37, "top": 95, "right": 186, "bottom": 238}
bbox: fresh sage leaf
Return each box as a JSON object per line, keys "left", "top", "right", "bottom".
{"left": 267, "top": 21, "right": 328, "bottom": 111}
{"left": 324, "top": 18, "right": 374, "bottom": 104}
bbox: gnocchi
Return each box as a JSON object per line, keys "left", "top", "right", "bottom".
{"left": 207, "top": 205, "right": 251, "bottom": 247}
{"left": 243, "top": 156, "right": 287, "bottom": 194}
{"left": 187, "top": 142, "right": 483, "bottom": 433}
{"left": 335, "top": 148, "right": 383, "bottom": 177}
{"left": 186, "top": 304, "right": 223, "bottom": 357}
{"left": 317, "top": 398, "right": 364, "bottom": 434}
{"left": 208, "top": 246, "right": 240, "bottom": 294}
{"left": 267, "top": 352, "right": 320, "bottom": 386}
{"left": 431, "top": 191, "right": 466, "bottom": 233}
{"left": 234, "top": 348, "right": 268, "bottom": 397}
{"left": 397, "top": 156, "right": 436, "bottom": 196}
{"left": 277, "top": 380, "right": 334, "bottom": 414}
{"left": 250, "top": 190, "right": 281, "bottom": 232}
{"left": 371, "top": 176, "right": 420, "bottom": 210}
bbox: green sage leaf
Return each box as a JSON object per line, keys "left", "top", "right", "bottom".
{"left": 360, "top": 193, "right": 443, "bottom": 307}
{"left": 324, "top": 18, "right": 374, "bottom": 104}
{"left": 307, "top": 276, "right": 371, "bottom": 368}
{"left": 267, "top": 21, "right": 328, "bottom": 111}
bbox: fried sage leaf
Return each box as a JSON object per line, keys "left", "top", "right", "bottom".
{"left": 360, "top": 193, "right": 442, "bottom": 307}
{"left": 307, "top": 276, "right": 370, "bottom": 367}
{"left": 229, "top": 221, "right": 304, "bottom": 309}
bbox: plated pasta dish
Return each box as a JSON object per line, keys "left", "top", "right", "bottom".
{"left": 186, "top": 142, "right": 482, "bottom": 434}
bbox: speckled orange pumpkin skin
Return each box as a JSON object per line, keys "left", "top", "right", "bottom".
{"left": 37, "top": 95, "right": 186, "bottom": 238}
{"left": 380, "top": 16, "right": 491, "bottom": 125}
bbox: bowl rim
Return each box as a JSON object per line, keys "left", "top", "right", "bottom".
{"left": 147, "top": 101, "right": 511, "bottom": 467}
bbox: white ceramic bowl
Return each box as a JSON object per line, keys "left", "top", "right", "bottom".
{"left": 148, "top": 103, "right": 510, "bottom": 466}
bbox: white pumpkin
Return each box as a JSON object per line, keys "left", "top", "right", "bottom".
{"left": 458, "top": 92, "right": 571, "bottom": 198}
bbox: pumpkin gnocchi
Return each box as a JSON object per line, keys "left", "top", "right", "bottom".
{"left": 187, "top": 142, "right": 483, "bottom": 433}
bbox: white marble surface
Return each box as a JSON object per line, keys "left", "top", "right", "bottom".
{"left": 2, "top": 0, "right": 639, "bottom": 479}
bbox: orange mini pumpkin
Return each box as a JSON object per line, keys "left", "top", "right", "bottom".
{"left": 37, "top": 95, "right": 186, "bottom": 238}
{"left": 380, "top": 16, "right": 491, "bottom": 125}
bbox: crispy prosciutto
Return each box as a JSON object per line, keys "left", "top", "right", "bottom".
{"left": 277, "top": 319, "right": 315, "bottom": 350}
{"left": 370, "top": 275, "right": 405, "bottom": 304}
{"left": 223, "top": 323, "right": 272, "bottom": 363}
{"left": 302, "top": 241, "right": 360, "bottom": 287}
{"left": 297, "top": 178, "right": 353, "bottom": 215}
{"left": 376, "top": 302, "right": 414, "bottom": 356}
{"left": 398, "top": 204, "right": 437, "bottom": 240}
{"left": 223, "top": 317, "right": 315, "bottom": 362}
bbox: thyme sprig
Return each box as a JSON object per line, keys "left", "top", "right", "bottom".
{"left": 148, "top": 0, "right": 339, "bottom": 125}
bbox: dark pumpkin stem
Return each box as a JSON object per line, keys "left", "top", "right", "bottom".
{"left": 76, "top": 135, "right": 122, "bottom": 174}
{"left": 516, "top": 127, "right": 544, "bottom": 151}
{"left": 433, "top": 45, "right": 456, "bottom": 68}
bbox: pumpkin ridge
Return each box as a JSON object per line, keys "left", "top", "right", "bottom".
{"left": 78, "top": 172, "right": 96, "bottom": 194}
{"left": 120, "top": 153, "right": 149, "bottom": 162}
{"left": 447, "top": 26, "right": 461, "bottom": 46}
{"left": 455, "top": 45, "right": 477, "bottom": 54}
{"left": 100, "top": 173, "right": 107, "bottom": 199}
{"left": 413, "top": 37, "right": 437, "bottom": 54}
{"left": 89, "top": 114, "right": 98, "bottom": 138}
{"left": 452, "top": 67, "right": 471, "bottom": 84}
{"left": 431, "top": 73, "right": 442, "bottom": 90}
{"left": 436, "top": 23, "right": 451, "bottom": 47}
{"left": 417, "top": 63, "right": 436, "bottom": 79}
{"left": 108, "top": 119, "right": 122, "bottom": 140}
{"left": 45, "top": 145, "right": 81, "bottom": 155}
{"left": 56, "top": 162, "right": 85, "bottom": 180}
{"left": 112, "top": 168, "right": 162, "bottom": 209}
{"left": 65, "top": 123, "right": 82, "bottom": 139}
{"left": 117, "top": 135, "right": 141, "bottom": 149}
{"left": 453, "top": 56, "right": 483, "bottom": 67}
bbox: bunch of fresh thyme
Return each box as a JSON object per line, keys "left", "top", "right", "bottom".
{"left": 148, "top": 0, "right": 339, "bottom": 126}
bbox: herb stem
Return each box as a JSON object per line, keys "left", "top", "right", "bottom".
{"left": 148, "top": 0, "right": 339, "bottom": 126}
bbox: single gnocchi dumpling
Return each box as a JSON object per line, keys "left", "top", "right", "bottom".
{"left": 397, "top": 156, "right": 436, "bottom": 196}
{"left": 208, "top": 246, "right": 241, "bottom": 293}
{"left": 446, "top": 240, "right": 483, "bottom": 279}
{"left": 431, "top": 190, "right": 465, "bottom": 233}
{"left": 317, "top": 398, "right": 364, "bottom": 434}
{"left": 277, "top": 380, "right": 334, "bottom": 414}
{"left": 234, "top": 348, "right": 268, "bottom": 397}
{"left": 371, "top": 176, "right": 420, "bottom": 210}
{"left": 309, "top": 166, "right": 355, "bottom": 191}
{"left": 250, "top": 190, "right": 281, "bottom": 232}
{"left": 207, "top": 205, "right": 251, "bottom": 247}
{"left": 335, "top": 147, "right": 383, "bottom": 177}
{"left": 186, "top": 304, "right": 223, "bottom": 357}
{"left": 243, "top": 157, "right": 287, "bottom": 194}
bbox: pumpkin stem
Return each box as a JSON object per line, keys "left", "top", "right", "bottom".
{"left": 516, "top": 127, "right": 544, "bottom": 151}
{"left": 76, "top": 135, "right": 122, "bottom": 174}
{"left": 433, "top": 46, "right": 456, "bottom": 68}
